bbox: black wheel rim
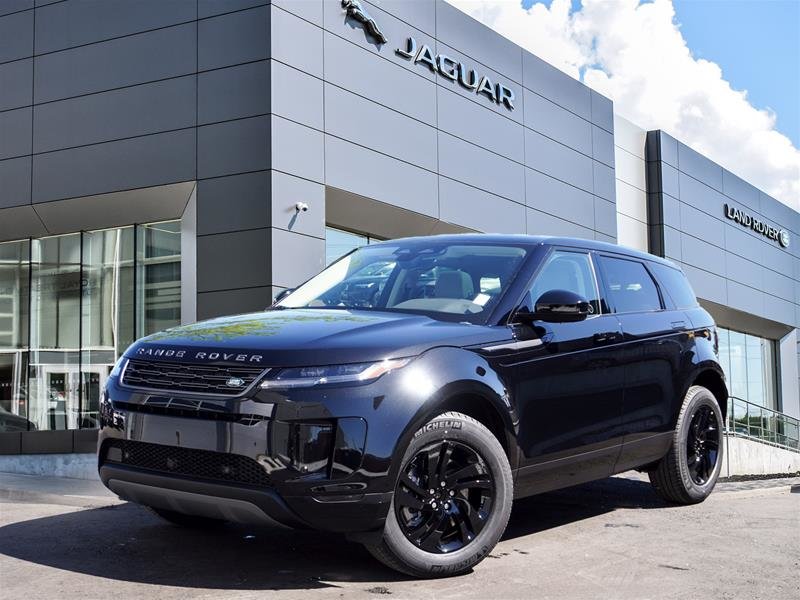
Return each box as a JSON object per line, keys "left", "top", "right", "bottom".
{"left": 394, "top": 440, "right": 494, "bottom": 554}
{"left": 686, "top": 405, "right": 720, "bottom": 485}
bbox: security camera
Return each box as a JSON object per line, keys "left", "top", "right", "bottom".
{"left": 295, "top": 202, "right": 309, "bottom": 212}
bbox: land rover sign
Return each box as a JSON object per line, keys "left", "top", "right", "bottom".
{"left": 724, "top": 204, "right": 790, "bottom": 248}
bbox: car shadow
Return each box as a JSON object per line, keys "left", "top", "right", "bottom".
{"left": 502, "top": 474, "right": 667, "bottom": 542}
{"left": 0, "top": 475, "right": 665, "bottom": 590}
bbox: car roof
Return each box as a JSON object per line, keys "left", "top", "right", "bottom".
{"left": 367, "top": 233, "right": 678, "bottom": 269}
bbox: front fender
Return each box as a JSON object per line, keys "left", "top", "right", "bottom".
{"left": 384, "top": 346, "right": 519, "bottom": 486}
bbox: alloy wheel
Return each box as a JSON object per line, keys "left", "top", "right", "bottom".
{"left": 394, "top": 440, "right": 495, "bottom": 554}
{"left": 686, "top": 405, "right": 720, "bottom": 485}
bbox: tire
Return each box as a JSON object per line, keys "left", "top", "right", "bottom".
{"left": 366, "top": 411, "right": 513, "bottom": 578}
{"left": 649, "top": 385, "right": 724, "bottom": 504}
{"left": 147, "top": 506, "right": 227, "bottom": 528}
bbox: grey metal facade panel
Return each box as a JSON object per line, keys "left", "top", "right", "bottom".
{"left": 0, "top": 106, "right": 31, "bottom": 160}
{"left": 0, "top": 156, "right": 31, "bottom": 208}
{"left": 591, "top": 124, "right": 615, "bottom": 168}
{"left": 760, "top": 192, "right": 800, "bottom": 236}
{"left": 681, "top": 233, "right": 726, "bottom": 275}
{"left": 34, "top": 75, "right": 197, "bottom": 153}
{"left": 273, "top": 4, "right": 323, "bottom": 78}
{"left": 198, "top": 6, "right": 268, "bottom": 71}
{"left": 439, "top": 176, "right": 525, "bottom": 234}
{"left": 526, "top": 207, "right": 593, "bottom": 239}
{"left": 524, "top": 129, "right": 593, "bottom": 193}
{"left": 722, "top": 169, "right": 760, "bottom": 208}
{"left": 371, "top": 0, "right": 435, "bottom": 36}
{"left": 0, "top": 9, "right": 33, "bottom": 63}
{"left": 524, "top": 168, "right": 594, "bottom": 229}
{"left": 199, "top": 0, "right": 268, "bottom": 19}
{"left": 435, "top": 0, "right": 522, "bottom": 84}
{"left": 270, "top": 115, "right": 324, "bottom": 183}
{"left": 32, "top": 128, "right": 196, "bottom": 203}
{"left": 271, "top": 228, "right": 326, "bottom": 289}
{"left": 594, "top": 198, "right": 617, "bottom": 237}
{"left": 326, "top": 83, "right": 436, "bottom": 171}
{"left": 679, "top": 203, "right": 725, "bottom": 247}
{"left": 0, "top": 1, "right": 32, "bottom": 18}
{"left": 683, "top": 263, "right": 726, "bottom": 305}
{"left": 522, "top": 49, "right": 590, "bottom": 120}
{"left": 0, "top": 58, "right": 32, "bottom": 111}
{"left": 437, "top": 85, "right": 523, "bottom": 163}
{"left": 677, "top": 141, "right": 723, "bottom": 191}
{"left": 198, "top": 61, "right": 269, "bottom": 125}
{"left": 196, "top": 171, "right": 270, "bottom": 236}
{"left": 660, "top": 162, "right": 679, "bottom": 199}
{"left": 196, "top": 228, "right": 271, "bottom": 292}
{"left": 271, "top": 61, "right": 323, "bottom": 130}
{"left": 197, "top": 285, "right": 273, "bottom": 320}
{"left": 590, "top": 90, "right": 613, "bottom": 133}
{"left": 34, "top": 23, "right": 197, "bottom": 104}
{"left": 270, "top": 171, "right": 326, "bottom": 240}
{"left": 593, "top": 161, "right": 616, "bottom": 203}
{"left": 197, "top": 115, "right": 270, "bottom": 180}
{"left": 272, "top": 0, "right": 322, "bottom": 25}
{"left": 324, "top": 135, "right": 438, "bottom": 218}
{"left": 523, "top": 89, "right": 591, "bottom": 157}
{"left": 438, "top": 131, "right": 525, "bottom": 205}
{"left": 658, "top": 130, "right": 678, "bottom": 167}
{"left": 34, "top": 0, "right": 196, "bottom": 54}
{"left": 725, "top": 253, "right": 764, "bottom": 294}
{"left": 323, "top": 31, "right": 436, "bottom": 123}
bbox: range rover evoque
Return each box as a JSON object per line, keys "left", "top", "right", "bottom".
{"left": 98, "top": 235, "right": 728, "bottom": 577}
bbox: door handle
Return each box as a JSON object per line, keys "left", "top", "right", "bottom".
{"left": 593, "top": 331, "right": 621, "bottom": 344}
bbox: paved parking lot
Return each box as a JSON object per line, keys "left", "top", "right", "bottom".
{"left": 0, "top": 473, "right": 797, "bottom": 600}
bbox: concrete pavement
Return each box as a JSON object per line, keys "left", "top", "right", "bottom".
{"left": 0, "top": 472, "right": 798, "bottom": 600}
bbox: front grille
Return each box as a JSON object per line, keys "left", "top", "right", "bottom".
{"left": 121, "top": 359, "right": 265, "bottom": 396}
{"left": 102, "top": 439, "right": 271, "bottom": 487}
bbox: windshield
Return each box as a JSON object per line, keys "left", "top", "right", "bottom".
{"left": 275, "top": 241, "right": 530, "bottom": 323}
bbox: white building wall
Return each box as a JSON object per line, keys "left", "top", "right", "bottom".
{"left": 613, "top": 115, "right": 648, "bottom": 252}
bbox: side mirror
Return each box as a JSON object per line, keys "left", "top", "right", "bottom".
{"left": 270, "top": 288, "right": 294, "bottom": 307}
{"left": 515, "top": 289, "right": 593, "bottom": 324}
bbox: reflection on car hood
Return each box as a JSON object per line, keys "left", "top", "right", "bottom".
{"left": 126, "top": 309, "right": 512, "bottom": 367}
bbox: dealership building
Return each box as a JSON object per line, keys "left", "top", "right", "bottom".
{"left": 0, "top": 0, "right": 797, "bottom": 474}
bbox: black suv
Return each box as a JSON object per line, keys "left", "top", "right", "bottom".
{"left": 98, "top": 235, "right": 727, "bottom": 577}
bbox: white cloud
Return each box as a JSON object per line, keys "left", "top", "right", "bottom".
{"left": 446, "top": 0, "right": 800, "bottom": 211}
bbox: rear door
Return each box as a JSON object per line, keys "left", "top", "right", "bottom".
{"left": 595, "top": 254, "right": 687, "bottom": 470}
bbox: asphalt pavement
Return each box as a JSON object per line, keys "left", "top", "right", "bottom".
{"left": 0, "top": 471, "right": 797, "bottom": 600}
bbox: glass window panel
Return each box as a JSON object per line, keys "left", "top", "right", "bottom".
{"left": 718, "top": 326, "right": 778, "bottom": 412}
{"left": 727, "top": 329, "right": 748, "bottom": 400}
{"left": 81, "top": 227, "right": 135, "bottom": 428}
{"left": 598, "top": 256, "right": 662, "bottom": 313}
{"left": 326, "top": 227, "right": 369, "bottom": 266}
{"left": 0, "top": 240, "right": 31, "bottom": 432}
{"left": 29, "top": 234, "right": 81, "bottom": 431}
{"left": 136, "top": 222, "right": 181, "bottom": 338}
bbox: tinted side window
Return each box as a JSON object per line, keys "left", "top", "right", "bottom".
{"left": 527, "top": 250, "right": 600, "bottom": 314}
{"left": 650, "top": 263, "right": 698, "bottom": 309}
{"left": 598, "top": 256, "right": 662, "bottom": 313}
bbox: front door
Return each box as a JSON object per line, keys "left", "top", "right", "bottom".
{"left": 490, "top": 249, "right": 626, "bottom": 496}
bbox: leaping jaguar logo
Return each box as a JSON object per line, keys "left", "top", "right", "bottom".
{"left": 342, "top": 0, "right": 387, "bottom": 45}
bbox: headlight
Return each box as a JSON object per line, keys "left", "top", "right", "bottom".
{"left": 260, "top": 358, "right": 411, "bottom": 390}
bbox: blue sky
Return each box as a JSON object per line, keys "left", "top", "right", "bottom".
{"left": 525, "top": 0, "right": 800, "bottom": 148}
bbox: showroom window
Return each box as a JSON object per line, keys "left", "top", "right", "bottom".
{"left": 325, "top": 227, "right": 381, "bottom": 266}
{"left": 717, "top": 327, "right": 778, "bottom": 411}
{"left": 0, "top": 221, "right": 181, "bottom": 433}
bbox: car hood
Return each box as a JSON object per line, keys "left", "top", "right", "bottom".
{"left": 126, "top": 309, "right": 512, "bottom": 367}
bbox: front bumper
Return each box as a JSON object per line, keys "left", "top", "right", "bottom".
{"left": 97, "top": 369, "right": 416, "bottom": 533}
